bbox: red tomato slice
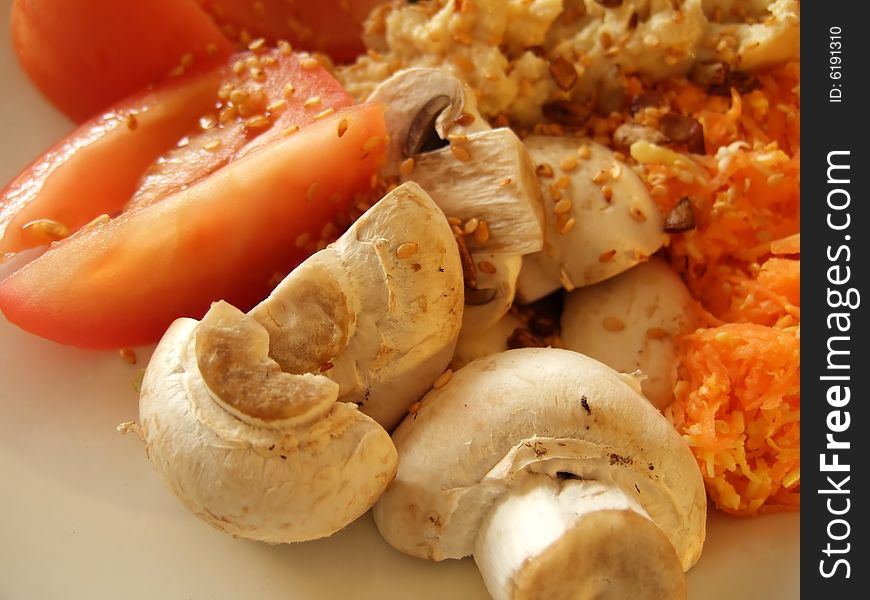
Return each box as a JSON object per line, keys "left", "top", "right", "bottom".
{"left": 0, "top": 68, "right": 225, "bottom": 260}
{"left": 0, "top": 49, "right": 354, "bottom": 260}
{"left": 128, "top": 49, "right": 354, "bottom": 210}
{"left": 0, "top": 104, "right": 387, "bottom": 349}
{"left": 11, "top": 0, "right": 234, "bottom": 123}
{"left": 197, "top": 0, "right": 385, "bottom": 63}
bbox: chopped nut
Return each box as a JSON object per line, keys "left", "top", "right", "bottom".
{"left": 542, "top": 101, "right": 592, "bottom": 127}
{"left": 549, "top": 56, "right": 578, "bottom": 91}
{"left": 535, "top": 163, "right": 555, "bottom": 178}
{"left": 664, "top": 197, "right": 696, "bottom": 232}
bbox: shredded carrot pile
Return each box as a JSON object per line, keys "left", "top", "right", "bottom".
{"left": 631, "top": 63, "right": 801, "bottom": 515}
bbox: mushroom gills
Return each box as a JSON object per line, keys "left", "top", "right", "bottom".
{"left": 474, "top": 475, "right": 686, "bottom": 600}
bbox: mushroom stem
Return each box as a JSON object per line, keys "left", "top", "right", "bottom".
{"left": 473, "top": 474, "right": 686, "bottom": 600}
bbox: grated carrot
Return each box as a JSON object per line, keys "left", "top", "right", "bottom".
{"left": 636, "top": 63, "right": 801, "bottom": 515}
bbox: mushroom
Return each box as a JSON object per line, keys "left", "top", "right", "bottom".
{"left": 460, "top": 253, "right": 522, "bottom": 335}
{"left": 560, "top": 258, "right": 700, "bottom": 410}
{"left": 516, "top": 137, "right": 666, "bottom": 303}
{"left": 367, "top": 68, "right": 489, "bottom": 180}
{"left": 137, "top": 182, "right": 463, "bottom": 542}
{"left": 373, "top": 348, "right": 706, "bottom": 599}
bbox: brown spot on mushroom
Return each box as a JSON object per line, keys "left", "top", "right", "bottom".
{"left": 581, "top": 395, "right": 591, "bottom": 415}
{"left": 609, "top": 453, "right": 634, "bottom": 467}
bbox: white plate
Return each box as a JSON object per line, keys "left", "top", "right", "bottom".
{"left": 0, "top": 5, "right": 799, "bottom": 598}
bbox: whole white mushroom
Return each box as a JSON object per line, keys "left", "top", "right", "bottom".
{"left": 136, "top": 182, "right": 464, "bottom": 543}
{"left": 374, "top": 348, "right": 706, "bottom": 600}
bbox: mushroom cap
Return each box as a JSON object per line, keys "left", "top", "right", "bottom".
{"left": 249, "top": 182, "right": 465, "bottom": 431}
{"left": 517, "top": 136, "right": 666, "bottom": 303}
{"left": 561, "top": 258, "right": 699, "bottom": 410}
{"left": 373, "top": 348, "right": 705, "bottom": 569}
{"left": 367, "top": 68, "right": 489, "bottom": 179}
{"left": 140, "top": 317, "right": 397, "bottom": 543}
{"left": 408, "top": 128, "right": 545, "bottom": 256}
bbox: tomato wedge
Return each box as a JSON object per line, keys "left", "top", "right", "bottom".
{"left": 0, "top": 49, "right": 353, "bottom": 259}
{"left": 196, "top": 0, "right": 385, "bottom": 63}
{"left": 11, "top": 0, "right": 234, "bottom": 122}
{"left": 0, "top": 104, "right": 387, "bottom": 349}
{"left": 0, "top": 67, "right": 225, "bottom": 259}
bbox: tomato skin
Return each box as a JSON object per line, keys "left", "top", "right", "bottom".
{"left": 0, "top": 104, "right": 387, "bottom": 349}
{"left": 0, "top": 67, "right": 225, "bottom": 259}
{"left": 197, "top": 0, "right": 384, "bottom": 63}
{"left": 11, "top": 0, "right": 234, "bottom": 122}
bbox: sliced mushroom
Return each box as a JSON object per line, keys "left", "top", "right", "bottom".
{"left": 367, "top": 68, "right": 489, "bottom": 179}
{"left": 516, "top": 137, "right": 665, "bottom": 303}
{"left": 452, "top": 311, "right": 525, "bottom": 370}
{"left": 410, "top": 128, "right": 545, "bottom": 256}
{"left": 137, "top": 182, "right": 463, "bottom": 543}
{"left": 460, "top": 253, "right": 522, "bottom": 335}
{"left": 560, "top": 258, "right": 699, "bottom": 410}
{"left": 374, "top": 348, "right": 706, "bottom": 599}
{"left": 250, "top": 182, "right": 465, "bottom": 430}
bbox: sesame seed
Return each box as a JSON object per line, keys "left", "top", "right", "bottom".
{"left": 295, "top": 232, "right": 311, "bottom": 248}
{"left": 559, "top": 218, "right": 577, "bottom": 235}
{"left": 283, "top": 124, "right": 300, "bottom": 136}
{"left": 199, "top": 114, "right": 217, "bottom": 130}
{"left": 554, "top": 198, "right": 573, "bottom": 214}
{"left": 601, "top": 185, "right": 613, "bottom": 202}
{"left": 203, "top": 139, "right": 222, "bottom": 152}
{"left": 536, "top": 163, "right": 554, "bottom": 178}
{"left": 301, "top": 57, "right": 319, "bottom": 69}
{"left": 314, "top": 108, "right": 335, "bottom": 120}
{"left": 397, "top": 242, "right": 419, "bottom": 259}
{"left": 499, "top": 178, "right": 512, "bottom": 186}
{"left": 767, "top": 173, "right": 785, "bottom": 186}
{"left": 577, "top": 144, "right": 592, "bottom": 159}
{"left": 559, "top": 156, "right": 578, "bottom": 172}
{"left": 303, "top": 96, "right": 321, "bottom": 108}
{"left": 232, "top": 60, "right": 245, "bottom": 74}
{"left": 283, "top": 83, "right": 296, "bottom": 98}
{"left": 433, "top": 369, "right": 454, "bottom": 389}
{"left": 592, "top": 169, "right": 609, "bottom": 184}
{"left": 83, "top": 214, "right": 110, "bottom": 229}
{"left": 451, "top": 145, "right": 472, "bottom": 162}
{"left": 610, "top": 163, "right": 623, "bottom": 179}
{"left": 478, "top": 260, "right": 497, "bottom": 274}
{"left": 474, "top": 221, "right": 490, "bottom": 243}
{"left": 554, "top": 175, "right": 570, "bottom": 189}
{"left": 338, "top": 119, "right": 348, "bottom": 137}
{"left": 399, "top": 157, "right": 415, "bottom": 178}
{"left": 630, "top": 207, "right": 647, "bottom": 222}
{"left": 21, "top": 219, "right": 69, "bottom": 240}
{"left": 244, "top": 115, "right": 270, "bottom": 130}
{"left": 267, "top": 99, "right": 287, "bottom": 114}
{"left": 248, "top": 38, "right": 266, "bottom": 52}
{"left": 408, "top": 401, "right": 422, "bottom": 415}
{"left": 603, "top": 316, "right": 626, "bottom": 331}
{"left": 646, "top": 327, "right": 669, "bottom": 340}
{"left": 599, "top": 249, "right": 617, "bottom": 262}
{"left": 455, "top": 112, "right": 476, "bottom": 127}
{"left": 119, "top": 348, "right": 138, "bottom": 365}
{"left": 180, "top": 53, "right": 195, "bottom": 69}
{"left": 451, "top": 224, "right": 464, "bottom": 236}
{"left": 447, "top": 217, "right": 463, "bottom": 226}
{"left": 362, "top": 136, "right": 383, "bottom": 153}
{"left": 277, "top": 40, "right": 293, "bottom": 55}
{"left": 463, "top": 218, "right": 480, "bottom": 235}
{"left": 249, "top": 67, "right": 266, "bottom": 81}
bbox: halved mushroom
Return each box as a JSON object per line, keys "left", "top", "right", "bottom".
{"left": 516, "top": 137, "right": 666, "bottom": 303}
{"left": 137, "top": 182, "right": 464, "bottom": 543}
{"left": 560, "top": 258, "right": 699, "bottom": 410}
{"left": 367, "top": 68, "right": 489, "bottom": 179}
{"left": 374, "top": 348, "right": 706, "bottom": 599}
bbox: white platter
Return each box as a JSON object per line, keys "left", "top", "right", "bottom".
{"left": 0, "top": 3, "right": 799, "bottom": 597}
